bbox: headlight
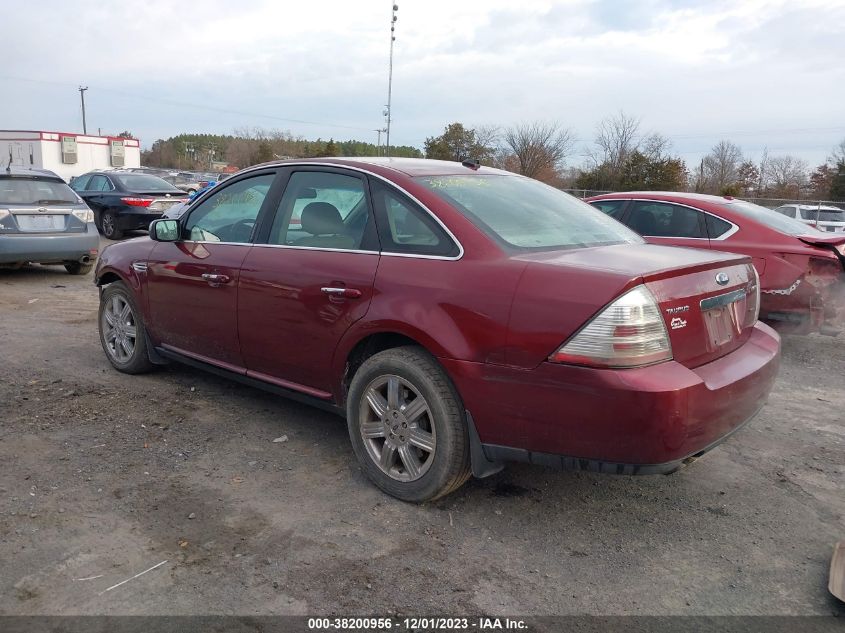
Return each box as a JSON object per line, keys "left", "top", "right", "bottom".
{"left": 72, "top": 209, "right": 95, "bottom": 223}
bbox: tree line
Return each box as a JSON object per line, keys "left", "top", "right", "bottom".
{"left": 139, "top": 117, "right": 845, "bottom": 201}
{"left": 422, "top": 113, "right": 845, "bottom": 201}
{"left": 141, "top": 127, "right": 422, "bottom": 171}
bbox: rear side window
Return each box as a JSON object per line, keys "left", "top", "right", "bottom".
{"left": 269, "top": 171, "right": 371, "bottom": 250}
{"left": 705, "top": 214, "right": 733, "bottom": 239}
{"left": 773, "top": 206, "right": 795, "bottom": 217}
{"left": 589, "top": 199, "right": 627, "bottom": 220}
{"left": 0, "top": 178, "right": 79, "bottom": 205}
{"left": 88, "top": 175, "right": 112, "bottom": 192}
{"left": 627, "top": 201, "right": 706, "bottom": 238}
{"left": 370, "top": 180, "right": 458, "bottom": 257}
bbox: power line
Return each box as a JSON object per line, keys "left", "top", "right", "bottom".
{"left": 0, "top": 74, "right": 375, "bottom": 133}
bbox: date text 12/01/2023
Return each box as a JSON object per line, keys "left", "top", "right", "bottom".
{"left": 307, "top": 617, "right": 528, "bottom": 630}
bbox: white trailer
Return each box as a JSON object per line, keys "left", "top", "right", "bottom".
{"left": 0, "top": 130, "right": 141, "bottom": 182}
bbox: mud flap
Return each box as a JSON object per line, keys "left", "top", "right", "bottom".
{"left": 831, "top": 540, "right": 845, "bottom": 602}
{"left": 465, "top": 411, "right": 505, "bottom": 478}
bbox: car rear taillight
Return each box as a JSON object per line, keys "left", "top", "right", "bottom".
{"left": 549, "top": 285, "right": 672, "bottom": 368}
{"left": 72, "top": 209, "right": 95, "bottom": 223}
{"left": 121, "top": 197, "right": 153, "bottom": 207}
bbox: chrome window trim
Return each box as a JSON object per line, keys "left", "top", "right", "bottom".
{"left": 230, "top": 161, "right": 464, "bottom": 261}
{"left": 177, "top": 240, "right": 459, "bottom": 261}
{"left": 609, "top": 198, "right": 740, "bottom": 241}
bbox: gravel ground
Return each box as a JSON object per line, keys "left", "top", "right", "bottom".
{"left": 1, "top": 251, "right": 844, "bottom": 617}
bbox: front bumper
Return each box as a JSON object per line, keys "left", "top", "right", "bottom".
{"left": 442, "top": 321, "right": 781, "bottom": 470}
{"left": 0, "top": 225, "right": 100, "bottom": 264}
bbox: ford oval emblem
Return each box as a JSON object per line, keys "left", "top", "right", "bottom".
{"left": 715, "top": 272, "right": 730, "bottom": 286}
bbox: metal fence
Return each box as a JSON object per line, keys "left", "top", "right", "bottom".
{"left": 561, "top": 189, "right": 845, "bottom": 210}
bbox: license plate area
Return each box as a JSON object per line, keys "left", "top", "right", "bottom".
{"left": 701, "top": 288, "right": 747, "bottom": 350}
{"left": 15, "top": 214, "right": 65, "bottom": 232}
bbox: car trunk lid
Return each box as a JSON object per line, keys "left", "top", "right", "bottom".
{"left": 646, "top": 261, "right": 759, "bottom": 368}
{"left": 4, "top": 206, "right": 75, "bottom": 233}
{"left": 509, "top": 243, "right": 757, "bottom": 369}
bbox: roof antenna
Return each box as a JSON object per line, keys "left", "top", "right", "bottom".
{"left": 461, "top": 158, "right": 480, "bottom": 170}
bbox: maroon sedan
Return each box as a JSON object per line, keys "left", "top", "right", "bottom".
{"left": 587, "top": 192, "right": 845, "bottom": 334}
{"left": 95, "top": 159, "right": 780, "bottom": 502}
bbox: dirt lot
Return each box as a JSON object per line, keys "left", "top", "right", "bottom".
{"left": 1, "top": 247, "right": 844, "bottom": 617}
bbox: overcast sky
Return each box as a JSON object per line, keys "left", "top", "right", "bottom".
{"left": 2, "top": 0, "right": 844, "bottom": 168}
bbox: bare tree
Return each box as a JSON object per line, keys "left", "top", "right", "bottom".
{"left": 702, "top": 140, "right": 743, "bottom": 193}
{"left": 502, "top": 121, "right": 574, "bottom": 180}
{"left": 641, "top": 132, "right": 672, "bottom": 161}
{"left": 592, "top": 111, "right": 641, "bottom": 174}
{"left": 757, "top": 147, "right": 769, "bottom": 196}
{"left": 830, "top": 138, "right": 845, "bottom": 165}
{"left": 767, "top": 155, "right": 809, "bottom": 197}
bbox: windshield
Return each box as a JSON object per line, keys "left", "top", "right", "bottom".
{"left": 0, "top": 177, "right": 79, "bottom": 205}
{"left": 416, "top": 175, "right": 643, "bottom": 250}
{"left": 719, "top": 200, "right": 824, "bottom": 236}
{"left": 799, "top": 207, "right": 844, "bottom": 222}
{"left": 113, "top": 174, "right": 182, "bottom": 192}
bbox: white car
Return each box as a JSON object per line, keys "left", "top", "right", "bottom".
{"left": 773, "top": 203, "right": 845, "bottom": 233}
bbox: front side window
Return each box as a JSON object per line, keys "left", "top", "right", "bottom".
{"left": 627, "top": 201, "right": 706, "bottom": 238}
{"left": 269, "top": 171, "right": 370, "bottom": 250}
{"left": 184, "top": 173, "right": 275, "bottom": 243}
{"left": 416, "top": 175, "right": 641, "bottom": 251}
{"left": 370, "top": 180, "right": 457, "bottom": 257}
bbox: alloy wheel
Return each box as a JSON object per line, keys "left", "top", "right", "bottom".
{"left": 358, "top": 375, "right": 436, "bottom": 482}
{"left": 101, "top": 294, "right": 137, "bottom": 363}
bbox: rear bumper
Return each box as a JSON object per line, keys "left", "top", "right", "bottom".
{"left": 442, "top": 321, "right": 780, "bottom": 469}
{"left": 116, "top": 211, "right": 162, "bottom": 231}
{"left": 0, "top": 226, "right": 100, "bottom": 264}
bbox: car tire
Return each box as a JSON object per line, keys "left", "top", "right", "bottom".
{"left": 98, "top": 281, "right": 154, "bottom": 374}
{"left": 346, "top": 346, "right": 471, "bottom": 502}
{"left": 64, "top": 261, "right": 94, "bottom": 275}
{"left": 100, "top": 211, "right": 123, "bottom": 240}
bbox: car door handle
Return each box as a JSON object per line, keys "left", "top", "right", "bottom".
{"left": 321, "top": 287, "right": 363, "bottom": 299}
{"left": 202, "top": 273, "right": 231, "bottom": 286}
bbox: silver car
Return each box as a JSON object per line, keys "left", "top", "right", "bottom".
{"left": 0, "top": 167, "right": 100, "bottom": 274}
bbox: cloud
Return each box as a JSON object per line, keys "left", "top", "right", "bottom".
{"left": 1, "top": 0, "right": 843, "bottom": 167}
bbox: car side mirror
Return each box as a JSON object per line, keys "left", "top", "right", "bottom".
{"left": 150, "top": 218, "right": 180, "bottom": 242}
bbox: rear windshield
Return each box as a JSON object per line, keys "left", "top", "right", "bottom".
{"left": 0, "top": 177, "right": 79, "bottom": 205}
{"left": 719, "top": 200, "right": 823, "bottom": 236}
{"left": 113, "top": 174, "right": 182, "bottom": 192}
{"left": 799, "top": 207, "right": 844, "bottom": 222}
{"left": 416, "top": 175, "right": 642, "bottom": 251}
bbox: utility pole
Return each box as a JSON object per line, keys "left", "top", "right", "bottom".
{"left": 385, "top": 3, "right": 398, "bottom": 156}
{"left": 79, "top": 86, "right": 88, "bottom": 135}
{"left": 375, "top": 128, "right": 387, "bottom": 156}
